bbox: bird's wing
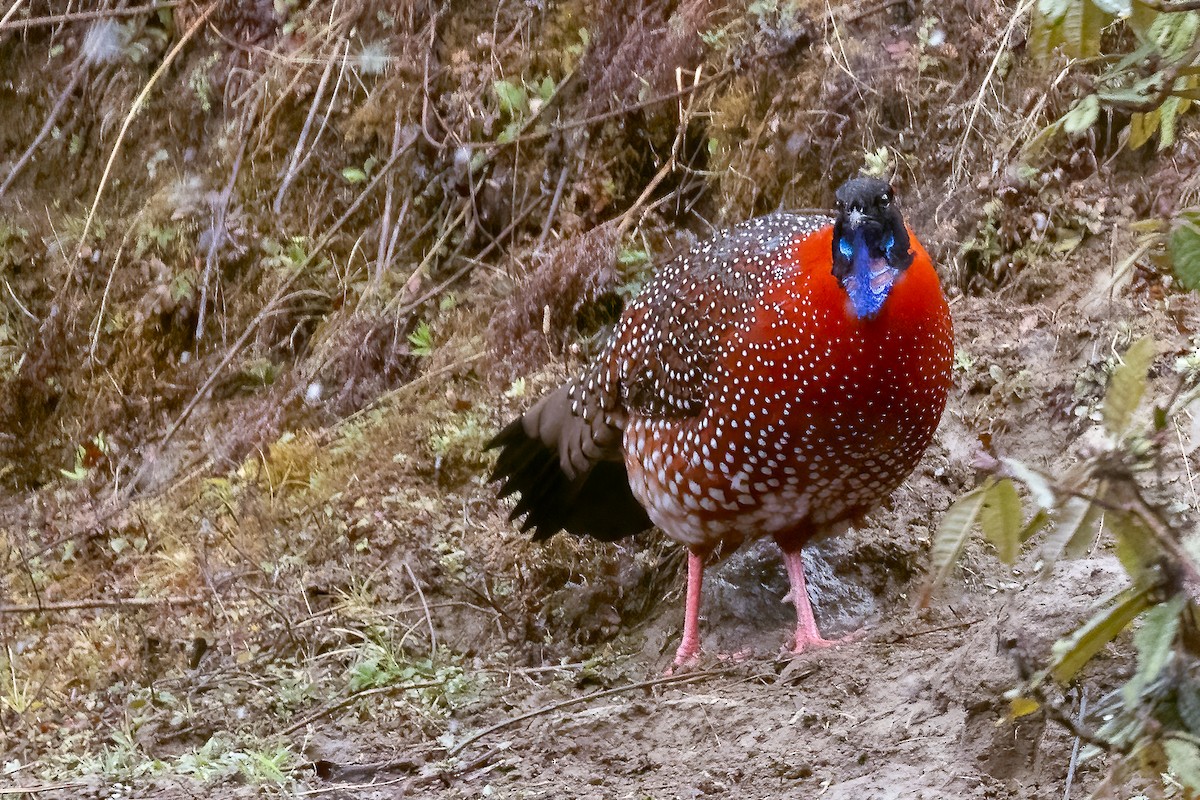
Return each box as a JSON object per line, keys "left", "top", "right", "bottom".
{"left": 611, "top": 212, "right": 833, "bottom": 419}
{"left": 487, "top": 212, "right": 831, "bottom": 542}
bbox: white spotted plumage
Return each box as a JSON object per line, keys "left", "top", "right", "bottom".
{"left": 558, "top": 211, "right": 953, "bottom": 554}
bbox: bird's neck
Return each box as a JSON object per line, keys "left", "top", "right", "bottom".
{"left": 782, "top": 225, "right": 947, "bottom": 336}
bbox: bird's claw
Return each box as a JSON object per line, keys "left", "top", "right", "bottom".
{"left": 788, "top": 627, "right": 863, "bottom": 656}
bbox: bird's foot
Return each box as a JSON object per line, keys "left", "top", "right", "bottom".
{"left": 788, "top": 627, "right": 863, "bottom": 656}
{"left": 668, "top": 647, "right": 754, "bottom": 674}
{"left": 667, "top": 652, "right": 700, "bottom": 676}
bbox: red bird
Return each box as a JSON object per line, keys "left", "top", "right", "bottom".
{"left": 490, "top": 177, "right": 953, "bottom": 667}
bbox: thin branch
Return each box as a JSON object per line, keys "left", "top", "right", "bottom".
{"left": 0, "top": 595, "right": 205, "bottom": 614}
{"left": 0, "top": 62, "right": 84, "bottom": 198}
{"left": 1063, "top": 688, "right": 1087, "bottom": 800}
{"left": 535, "top": 164, "right": 570, "bottom": 251}
{"left": 446, "top": 667, "right": 732, "bottom": 756}
{"left": 373, "top": 106, "right": 410, "bottom": 285}
{"left": 388, "top": 195, "right": 543, "bottom": 318}
{"left": 196, "top": 96, "right": 258, "bottom": 342}
{"left": 273, "top": 36, "right": 346, "bottom": 215}
{"left": 838, "top": 0, "right": 909, "bottom": 24}
{"left": 3, "top": 277, "right": 37, "bottom": 322}
{"left": 0, "top": 0, "right": 26, "bottom": 30}
{"left": 404, "top": 560, "right": 437, "bottom": 657}
{"left": 281, "top": 680, "right": 442, "bottom": 736}
{"left": 0, "top": 2, "right": 181, "bottom": 32}
{"left": 952, "top": 0, "right": 1035, "bottom": 184}
{"left": 0, "top": 783, "right": 87, "bottom": 796}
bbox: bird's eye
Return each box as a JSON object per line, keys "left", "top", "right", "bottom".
{"left": 879, "top": 194, "right": 890, "bottom": 207}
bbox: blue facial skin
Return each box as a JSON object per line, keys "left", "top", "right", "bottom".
{"left": 839, "top": 229, "right": 896, "bottom": 320}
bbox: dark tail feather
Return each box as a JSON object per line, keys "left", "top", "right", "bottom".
{"left": 487, "top": 416, "right": 652, "bottom": 543}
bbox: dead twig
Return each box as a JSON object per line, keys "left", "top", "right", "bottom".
{"left": 1063, "top": 687, "right": 1087, "bottom": 800}
{"left": 952, "top": 0, "right": 1034, "bottom": 184}
{"left": 614, "top": 66, "right": 703, "bottom": 240}
{"left": 0, "top": 61, "right": 85, "bottom": 198}
{"left": 0, "top": 784, "right": 88, "bottom": 796}
{"left": 0, "top": 0, "right": 25, "bottom": 30}
{"left": 0, "top": 2, "right": 181, "bottom": 32}
{"left": 446, "top": 667, "right": 732, "bottom": 756}
{"left": 389, "top": 195, "right": 543, "bottom": 318}
{"left": 151, "top": 136, "right": 411, "bottom": 453}
{"left": 405, "top": 746, "right": 507, "bottom": 793}
{"left": 404, "top": 561, "right": 437, "bottom": 657}
{"left": 196, "top": 95, "right": 258, "bottom": 342}
{"left": 373, "top": 106, "right": 415, "bottom": 287}
{"left": 890, "top": 618, "right": 982, "bottom": 641}
{"left": 838, "top": 0, "right": 909, "bottom": 24}
{"left": 0, "top": 595, "right": 205, "bottom": 614}
{"left": 273, "top": 36, "right": 348, "bottom": 215}
{"left": 535, "top": 164, "right": 570, "bottom": 251}
{"left": 451, "top": 61, "right": 741, "bottom": 154}
{"left": 281, "top": 680, "right": 442, "bottom": 736}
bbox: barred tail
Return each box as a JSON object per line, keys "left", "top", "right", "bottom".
{"left": 488, "top": 382, "right": 652, "bottom": 542}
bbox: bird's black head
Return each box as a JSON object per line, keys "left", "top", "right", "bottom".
{"left": 830, "top": 177, "right": 913, "bottom": 319}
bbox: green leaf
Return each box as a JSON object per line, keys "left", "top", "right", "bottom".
{"left": 1104, "top": 336, "right": 1156, "bottom": 436}
{"left": 1179, "top": 680, "right": 1200, "bottom": 734}
{"left": 492, "top": 79, "right": 527, "bottom": 117}
{"left": 1020, "top": 508, "right": 1052, "bottom": 543}
{"left": 1064, "top": 0, "right": 1107, "bottom": 58}
{"left": 918, "top": 484, "right": 990, "bottom": 607}
{"left": 980, "top": 479, "right": 1023, "bottom": 563}
{"left": 1165, "top": 737, "right": 1200, "bottom": 790}
{"left": 1049, "top": 584, "right": 1153, "bottom": 683}
{"left": 1124, "top": 594, "right": 1185, "bottom": 707}
{"left": 1063, "top": 95, "right": 1100, "bottom": 134}
{"left": 341, "top": 166, "right": 367, "bottom": 184}
{"left": 1171, "top": 212, "right": 1200, "bottom": 290}
{"left": 1165, "top": 10, "right": 1200, "bottom": 60}
{"left": 408, "top": 321, "right": 434, "bottom": 357}
{"left": 537, "top": 76, "right": 556, "bottom": 102}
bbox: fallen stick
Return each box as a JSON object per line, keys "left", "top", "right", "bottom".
{"left": 0, "top": 595, "right": 205, "bottom": 614}
{"left": 446, "top": 667, "right": 732, "bottom": 756}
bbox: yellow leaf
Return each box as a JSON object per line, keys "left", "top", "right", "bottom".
{"left": 1103, "top": 336, "right": 1156, "bottom": 437}
{"left": 1128, "top": 110, "right": 1159, "bottom": 151}
{"left": 980, "top": 479, "right": 1023, "bottom": 563}
{"left": 1008, "top": 696, "right": 1041, "bottom": 720}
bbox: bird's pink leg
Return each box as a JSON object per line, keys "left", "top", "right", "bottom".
{"left": 671, "top": 549, "right": 706, "bottom": 668}
{"left": 780, "top": 547, "right": 845, "bottom": 653}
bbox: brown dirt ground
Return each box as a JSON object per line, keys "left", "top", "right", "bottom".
{"left": 2, "top": 1, "right": 1200, "bottom": 798}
